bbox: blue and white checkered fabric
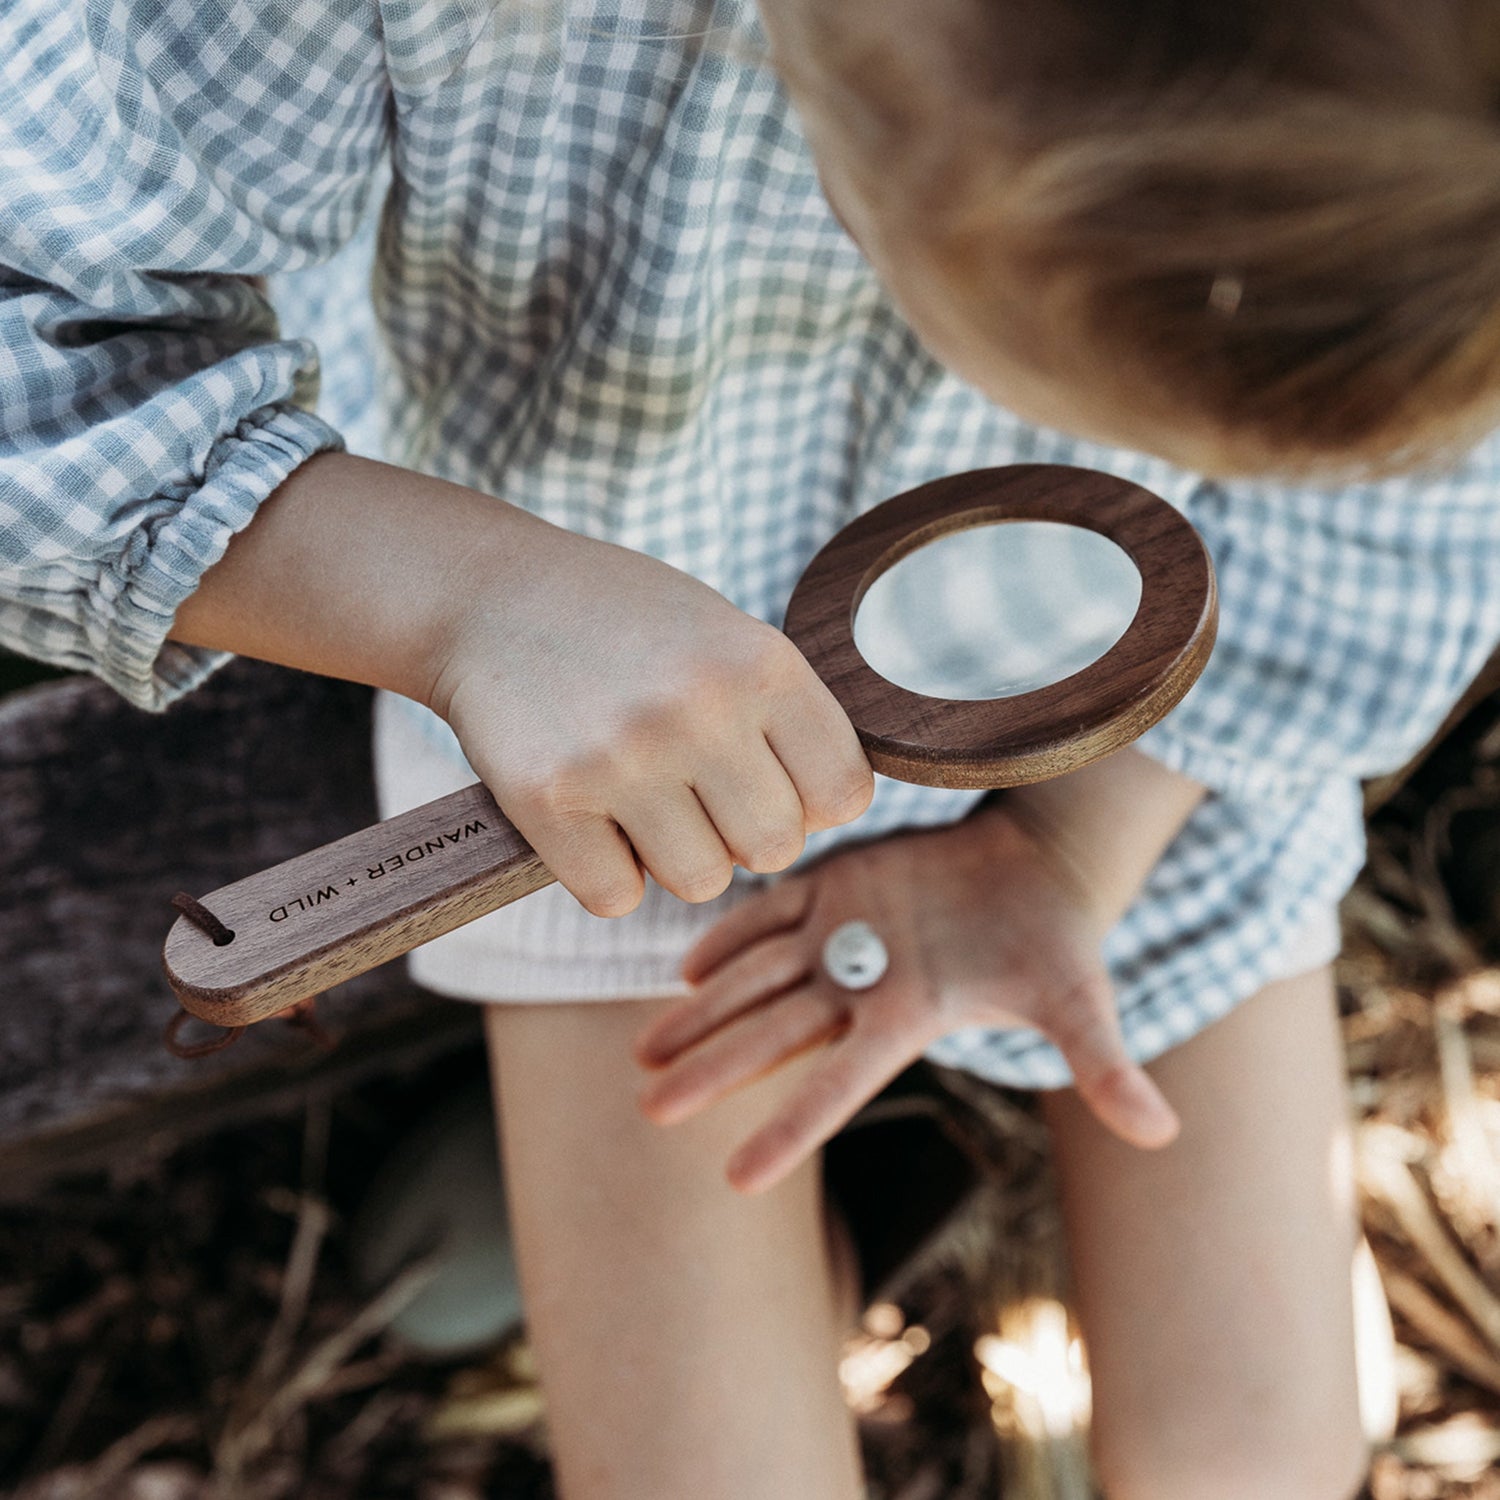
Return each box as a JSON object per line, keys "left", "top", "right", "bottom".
{"left": 7, "top": 0, "right": 1500, "bottom": 1086}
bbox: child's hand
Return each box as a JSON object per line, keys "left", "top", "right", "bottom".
{"left": 172, "top": 454, "right": 873, "bottom": 913}
{"left": 632, "top": 803, "right": 1181, "bottom": 1193}
{"left": 431, "top": 518, "right": 874, "bottom": 916}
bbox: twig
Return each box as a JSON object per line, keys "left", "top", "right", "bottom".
{"left": 926, "top": 1066, "right": 1050, "bottom": 1156}
{"left": 1360, "top": 1131, "right": 1500, "bottom": 1353}
{"left": 321, "top": 1389, "right": 413, "bottom": 1474}
{"left": 252, "top": 1191, "right": 333, "bottom": 1391}
{"left": 13, "top": 1413, "right": 199, "bottom": 1500}
{"left": 1379, "top": 1267, "right": 1500, "bottom": 1397}
{"left": 1394, "top": 1414, "right": 1500, "bottom": 1474}
{"left": 1442, "top": 968, "right": 1500, "bottom": 1016}
{"left": 213, "top": 1252, "right": 441, "bottom": 1479}
{"left": 257, "top": 1100, "right": 335, "bottom": 1381}
{"left": 1433, "top": 1001, "right": 1500, "bottom": 1243}
{"left": 24, "top": 1354, "right": 108, "bottom": 1479}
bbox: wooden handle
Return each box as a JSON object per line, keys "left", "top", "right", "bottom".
{"left": 163, "top": 781, "right": 552, "bottom": 1026}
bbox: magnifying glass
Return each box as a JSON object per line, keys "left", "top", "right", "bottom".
{"left": 163, "top": 463, "right": 1216, "bottom": 1031}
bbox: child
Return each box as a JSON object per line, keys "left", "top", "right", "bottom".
{"left": 6, "top": 1, "right": 1500, "bottom": 1495}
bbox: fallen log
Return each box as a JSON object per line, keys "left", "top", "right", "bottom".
{"left": 0, "top": 658, "right": 476, "bottom": 1192}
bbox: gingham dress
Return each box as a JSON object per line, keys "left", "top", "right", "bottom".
{"left": 6, "top": 0, "right": 1500, "bottom": 1087}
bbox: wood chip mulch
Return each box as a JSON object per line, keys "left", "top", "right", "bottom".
{"left": 6, "top": 695, "right": 1500, "bottom": 1500}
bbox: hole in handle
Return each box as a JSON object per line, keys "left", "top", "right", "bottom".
{"left": 171, "top": 891, "right": 236, "bottom": 946}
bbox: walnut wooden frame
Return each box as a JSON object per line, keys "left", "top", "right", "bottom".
{"left": 783, "top": 464, "right": 1218, "bottom": 787}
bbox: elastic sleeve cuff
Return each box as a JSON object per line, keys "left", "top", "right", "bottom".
{"left": 1132, "top": 710, "right": 1318, "bottom": 806}
{"left": 87, "top": 403, "right": 344, "bottom": 712}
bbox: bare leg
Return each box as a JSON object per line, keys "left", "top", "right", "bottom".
{"left": 483, "top": 998, "right": 864, "bottom": 1500}
{"left": 1041, "top": 967, "right": 1372, "bottom": 1500}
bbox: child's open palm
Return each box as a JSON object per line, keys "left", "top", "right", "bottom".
{"left": 634, "top": 804, "right": 1181, "bottom": 1193}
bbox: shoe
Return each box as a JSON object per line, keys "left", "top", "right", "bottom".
{"left": 348, "top": 1083, "right": 523, "bottom": 1357}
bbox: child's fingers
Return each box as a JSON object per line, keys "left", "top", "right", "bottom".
{"left": 679, "top": 875, "right": 813, "bottom": 983}
{"left": 1074, "top": 1062, "right": 1181, "bottom": 1151}
{"left": 503, "top": 806, "right": 647, "bottom": 918}
{"left": 613, "top": 787, "right": 735, "bottom": 904}
{"left": 635, "top": 932, "right": 813, "bottom": 1066}
{"left": 1040, "top": 973, "right": 1180, "bottom": 1150}
{"left": 692, "top": 745, "right": 807, "bottom": 874}
{"left": 763, "top": 689, "right": 874, "bottom": 834}
{"left": 637, "top": 983, "right": 851, "bottom": 1126}
{"left": 725, "top": 1026, "right": 917, "bottom": 1196}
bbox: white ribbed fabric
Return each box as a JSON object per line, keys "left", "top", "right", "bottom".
{"left": 376, "top": 688, "right": 1343, "bottom": 1007}
{"left": 373, "top": 688, "right": 755, "bottom": 1002}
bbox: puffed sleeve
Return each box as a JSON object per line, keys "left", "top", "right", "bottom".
{"left": 1133, "top": 448, "right": 1500, "bottom": 802}
{"left": 925, "top": 430, "right": 1500, "bottom": 1087}
{"left": 0, "top": 0, "right": 390, "bottom": 709}
{"left": 1065, "top": 429, "right": 1500, "bottom": 1017}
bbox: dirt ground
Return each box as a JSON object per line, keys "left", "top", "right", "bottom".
{"left": 5, "top": 692, "right": 1500, "bottom": 1499}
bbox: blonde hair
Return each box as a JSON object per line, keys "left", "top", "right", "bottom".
{"left": 788, "top": 0, "right": 1500, "bottom": 475}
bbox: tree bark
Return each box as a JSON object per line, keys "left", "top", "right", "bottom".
{"left": 0, "top": 659, "right": 474, "bottom": 1187}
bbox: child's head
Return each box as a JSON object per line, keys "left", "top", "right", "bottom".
{"left": 760, "top": 0, "right": 1500, "bottom": 477}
